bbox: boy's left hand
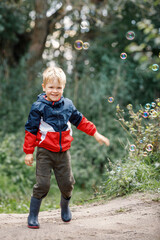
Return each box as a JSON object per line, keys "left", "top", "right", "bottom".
{"left": 93, "top": 131, "right": 110, "bottom": 146}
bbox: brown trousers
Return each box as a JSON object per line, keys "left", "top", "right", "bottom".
{"left": 33, "top": 147, "right": 75, "bottom": 199}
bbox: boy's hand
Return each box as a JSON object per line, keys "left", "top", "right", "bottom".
{"left": 25, "top": 154, "right": 34, "bottom": 166}
{"left": 93, "top": 131, "right": 110, "bottom": 146}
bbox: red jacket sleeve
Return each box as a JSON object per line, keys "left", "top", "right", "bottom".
{"left": 23, "top": 103, "right": 41, "bottom": 154}
{"left": 77, "top": 115, "right": 97, "bottom": 136}
{"left": 23, "top": 131, "right": 37, "bottom": 154}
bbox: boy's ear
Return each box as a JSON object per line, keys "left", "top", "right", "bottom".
{"left": 42, "top": 83, "right": 45, "bottom": 91}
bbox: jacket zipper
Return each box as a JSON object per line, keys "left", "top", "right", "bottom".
{"left": 56, "top": 109, "right": 62, "bottom": 152}
{"left": 59, "top": 131, "right": 62, "bottom": 152}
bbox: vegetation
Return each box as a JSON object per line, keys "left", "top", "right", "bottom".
{"left": 100, "top": 99, "right": 160, "bottom": 198}
{"left": 0, "top": 0, "right": 159, "bottom": 212}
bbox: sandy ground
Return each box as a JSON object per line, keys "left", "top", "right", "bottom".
{"left": 0, "top": 192, "right": 159, "bottom": 240}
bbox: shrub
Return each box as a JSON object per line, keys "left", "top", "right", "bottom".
{"left": 116, "top": 98, "right": 160, "bottom": 157}
{"left": 0, "top": 132, "right": 36, "bottom": 198}
{"left": 101, "top": 98, "right": 160, "bottom": 197}
{"left": 101, "top": 155, "right": 160, "bottom": 198}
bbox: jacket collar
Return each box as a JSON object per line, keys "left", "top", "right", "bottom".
{"left": 37, "top": 93, "right": 64, "bottom": 106}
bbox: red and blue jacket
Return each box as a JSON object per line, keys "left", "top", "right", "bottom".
{"left": 23, "top": 93, "right": 97, "bottom": 154}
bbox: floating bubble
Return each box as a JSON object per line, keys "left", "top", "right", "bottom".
{"left": 151, "top": 102, "right": 156, "bottom": 108}
{"left": 139, "top": 140, "right": 143, "bottom": 143}
{"left": 152, "top": 64, "right": 159, "bottom": 71}
{"left": 83, "top": 42, "right": 90, "bottom": 50}
{"left": 80, "top": 20, "right": 89, "bottom": 29}
{"left": 108, "top": 97, "right": 114, "bottom": 103}
{"left": 131, "top": 20, "right": 136, "bottom": 25}
{"left": 145, "top": 103, "right": 151, "bottom": 110}
{"left": 143, "top": 137, "right": 146, "bottom": 141}
{"left": 150, "top": 109, "right": 157, "bottom": 118}
{"left": 130, "top": 144, "right": 136, "bottom": 152}
{"left": 142, "top": 111, "right": 149, "bottom": 118}
{"left": 126, "top": 31, "right": 135, "bottom": 40}
{"left": 120, "top": 52, "right": 127, "bottom": 59}
{"left": 74, "top": 40, "right": 83, "bottom": 50}
{"left": 146, "top": 144, "right": 153, "bottom": 152}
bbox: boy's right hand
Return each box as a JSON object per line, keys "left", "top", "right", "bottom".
{"left": 25, "top": 154, "right": 34, "bottom": 166}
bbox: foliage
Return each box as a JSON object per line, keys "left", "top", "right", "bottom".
{"left": 70, "top": 130, "right": 110, "bottom": 189}
{"left": 116, "top": 98, "right": 160, "bottom": 156}
{"left": 0, "top": 132, "right": 94, "bottom": 213}
{"left": 100, "top": 154, "right": 160, "bottom": 198}
{"left": 0, "top": 61, "right": 42, "bottom": 133}
{"left": 0, "top": 0, "right": 160, "bottom": 212}
{"left": 0, "top": 133, "right": 35, "bottom": 198}
{"left": 0, "top": 0, "right": 29, "bottom": 41}
{"left": 100, "top": 100, "right": 160, "bottom": 197}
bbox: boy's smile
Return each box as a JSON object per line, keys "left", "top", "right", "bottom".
{"left": 42, "top": 79, "right": 64, "bottom": 102}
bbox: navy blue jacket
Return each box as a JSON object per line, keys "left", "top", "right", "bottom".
{"left": 23, "top": 93, "right": 97, "bottom": 153}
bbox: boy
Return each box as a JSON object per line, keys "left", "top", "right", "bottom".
{"left": 23, "top": 66, "right": 110, "bottom": 229}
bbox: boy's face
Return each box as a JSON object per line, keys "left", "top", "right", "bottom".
{"left": 42, "top": 79, "right": 65, "bottom": 102}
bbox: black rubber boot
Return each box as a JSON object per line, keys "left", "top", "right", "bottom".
{"left": 28, "top": 196, "right": 42, "bottom": 229}
{"left": 60, "top": 195, "right": 72, "bottom": 222}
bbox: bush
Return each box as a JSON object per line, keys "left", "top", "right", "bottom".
{"left": 101, "top": 155, "right": 160, "bottom": 198}
{"left": 0, "top": 132, "right": 95, "bottom": 213}
{"left": 116, "top": 98, "right": 160, "bottom": 156}
{"left": 100, "top": 99, "right": 160, "bottom": 197}
{"left": 0, "top": 132, "right": 36, "bottom": 198}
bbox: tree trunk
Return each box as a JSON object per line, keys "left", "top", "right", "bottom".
{"left": 27, "top": 0, "right": 48, "bottom": 81}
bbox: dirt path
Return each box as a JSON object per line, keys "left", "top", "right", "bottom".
{"left": 0, "top": 193, "right": 159, "bottom": 240}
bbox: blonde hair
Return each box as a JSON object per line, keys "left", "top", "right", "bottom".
{"left": 43, "top": 67, "right": 66, "bottom": 86}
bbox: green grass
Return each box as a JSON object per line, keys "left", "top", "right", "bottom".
{"left": 0, "top": 183, "right": 95, "bottom": 214}
{"left": 99, "top": 153, "right": 160, "bottom": 198}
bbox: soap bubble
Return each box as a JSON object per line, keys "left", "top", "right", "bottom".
{"left": 120, "top": 52, "right": 127, "bottom": 59}
{"left": 145, "top": 103, "right": 151, "bottom": 110}
{"left": 152, "top": 64, "right": 159, "bottom": 71}
{"left": 146, "top": 144, "right": 153, "bottom": 152}
{"left": 139, "top": 140, "right": 143, "bottom": 143}
{"left": 151, "top": 102, "right": 156, "bottom": 108}
{"left": 142, "top": 111, "right": 149, "bottom": 118}
{"left": 74, "top": 40, "right": 83, "bottom": 50}
{"left": 129, "top": 144, "right": 136, "bottom": 151}
{"left": 131, "top": 20, "right": 136, "bottom": 25}
{"left": 150, "top": 109, "right": 157, "bottom": 118}
{"left": 108, "top": 97, "right": 114, "bottom": 103}
{"left": 80, "top": 20, "right": 89, "bottom": 29}
{"left": 126, "top": 31, "right": 135, "bottom": 40}
{"left": 83, "top": 42, "right": 90, "bottom": 50}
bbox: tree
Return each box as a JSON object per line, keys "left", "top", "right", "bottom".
{"left": 0, "top": 0, "right": 159, "bottom": 130}
{"left": 0, "top": 0, "right": 159, "bottom": 80}
{"left": 0, "top": 0, "right": 160, "bottom": 189}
